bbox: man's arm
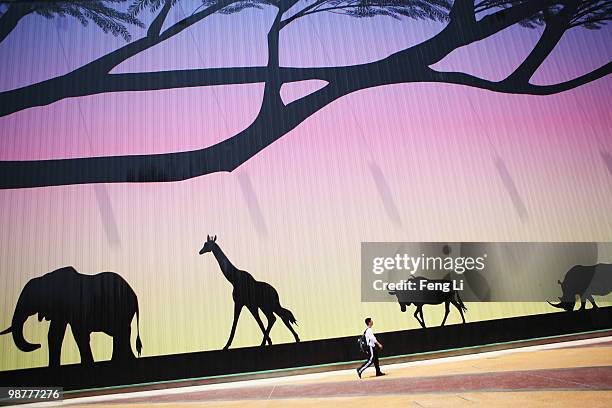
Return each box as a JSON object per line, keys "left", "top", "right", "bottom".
{"left": 371, "top": 331, "right": 383, "bottom": 349}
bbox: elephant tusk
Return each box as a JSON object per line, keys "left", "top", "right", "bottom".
{"left": 0, "top": 326, "right": 12, "bottom": 335}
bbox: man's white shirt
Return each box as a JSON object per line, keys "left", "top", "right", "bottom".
{"left": 365, "top": 327, "right": 377, "bottom": 347}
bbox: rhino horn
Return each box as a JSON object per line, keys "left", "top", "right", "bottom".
{"left": 548, "top": 301, "right": 566, "bottom": 309}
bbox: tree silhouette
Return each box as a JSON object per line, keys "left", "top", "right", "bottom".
{"left": 0, "top": 0, "right": 610, "bottom": 189}
{"left": 477, "top": 1, "right": 612, "bottom": 29}
{"left": 0, "top": 0, "right": 143, "bottom": 44}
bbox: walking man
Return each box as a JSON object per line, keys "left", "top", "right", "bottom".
{"left": 357, "top": 317, "right": 385, "bottom": 378}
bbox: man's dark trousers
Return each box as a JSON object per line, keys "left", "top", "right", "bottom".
{"left": 358, "top": 345, "right": 382, "bottom": 376}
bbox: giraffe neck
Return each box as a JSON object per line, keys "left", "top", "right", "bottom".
{"left": 211, "top": 245, "right": 239, "bottom": 284}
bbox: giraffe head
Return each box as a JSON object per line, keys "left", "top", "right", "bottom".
{"left": 199, "top": 235, "right": 217, "bottom": 255}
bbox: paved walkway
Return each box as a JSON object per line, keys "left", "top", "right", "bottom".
{"left": 59, "top": 336, "right": 612, "bottom": 407}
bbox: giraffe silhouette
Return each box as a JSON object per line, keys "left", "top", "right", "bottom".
{"left": 199, "top": 235, "right": 300, "bottom": 349}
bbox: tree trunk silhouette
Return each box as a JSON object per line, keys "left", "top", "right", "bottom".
{"left": 0, "top": 5, "right": 32, "bottom": 44}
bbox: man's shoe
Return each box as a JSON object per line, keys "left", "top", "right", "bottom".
{"left": 376, "top": 372, "right": 386, "bottom": 377}
{"left": 356, "top": 368, "right": 361, "bottom": 379}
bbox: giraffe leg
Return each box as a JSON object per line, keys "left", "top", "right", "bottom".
{"left": 224, "top": 303, "right": 243, "bottom": 350}
{"left": 248, "top": 306, "right": 272, "bottom": 346}
{"left": 262, "top": 310, "right": 277, "bottom": 346}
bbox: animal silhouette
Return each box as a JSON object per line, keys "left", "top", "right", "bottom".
{"left": 389, "top": 276, "right": 467, "bottom": 328}
{"left": 199, "top": 235, "right": 299, "bottom": 349}
{"left": 1, "top": 266, "right": 142, "bottom": 367}
{"left": 549, "top": 264, "right": 612, "bottom": 311}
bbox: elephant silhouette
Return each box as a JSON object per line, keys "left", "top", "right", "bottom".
{"left": 1, "top": 266, "right": 142, "bottom": 367}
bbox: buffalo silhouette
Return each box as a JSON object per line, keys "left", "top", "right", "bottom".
{"left": 389, "top": 276, "right": 467, "bottom": 328}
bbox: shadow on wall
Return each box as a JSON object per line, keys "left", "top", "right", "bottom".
{"left": 0, "top": 267, "right": 142, "bottom": 367}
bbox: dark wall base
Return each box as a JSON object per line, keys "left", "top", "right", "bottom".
{"left": 0, "top": 308, "right": 610, "bottom": 391}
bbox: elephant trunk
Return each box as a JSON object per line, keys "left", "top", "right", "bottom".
{"left": 11, "top": 315, "right": 41, "bottom": 352}
{"left": 0, "top": 318, "right": 41, "bottom": 352}
{"left": 2, "top": 283, "right": 42, "bottom": 352}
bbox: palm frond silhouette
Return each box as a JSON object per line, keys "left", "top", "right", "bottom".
{"left": 0, "top": 1, "right": 143, "bottom": 42}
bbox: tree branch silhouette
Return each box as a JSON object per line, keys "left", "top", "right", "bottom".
{"left": 449, "top": 0, "right": 475, "bottom": 24}
{"left": 428, "top": 61, "right": 612, "bottom": 94}
{"left": 0, "top": 0, "right": 554, "bottom": 116}
{"left": 280, "top": 0, "right": 326, "bottom": 28}
{"left": 0, "top": 3, "right": 33, "bottom": 44}
{"left": 504, "top": 0, "right": 580, "bottom": 84}
{"left": 0, "top": 0, "right": 238, "bottom": 117}
{"left": 146, "top": 0, "right": 173, "bottom": 37}
{"left": 0, "top": 0, "right": 610, "bottom": 189}
{"left": 0, "top": 1, "right": 144, "bottom": 44}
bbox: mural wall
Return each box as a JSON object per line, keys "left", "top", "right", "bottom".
{"left": 0, "top": 0, "right": 611, "bottom": 372}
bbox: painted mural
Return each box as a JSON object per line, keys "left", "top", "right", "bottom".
{"left": 0, "top": 0, "right": 611, "bottom": 371}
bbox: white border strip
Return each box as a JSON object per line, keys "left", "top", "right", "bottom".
{"left": 22, "top": 335, "right": 612, "bottom": 407}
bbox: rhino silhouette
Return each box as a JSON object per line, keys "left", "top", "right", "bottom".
{"left": 548, "top": 264, "right": 612, "bottom": 311}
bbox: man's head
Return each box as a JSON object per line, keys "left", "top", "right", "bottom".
{"left": 365, "top": 317, "right": 373, "bottom": 327}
